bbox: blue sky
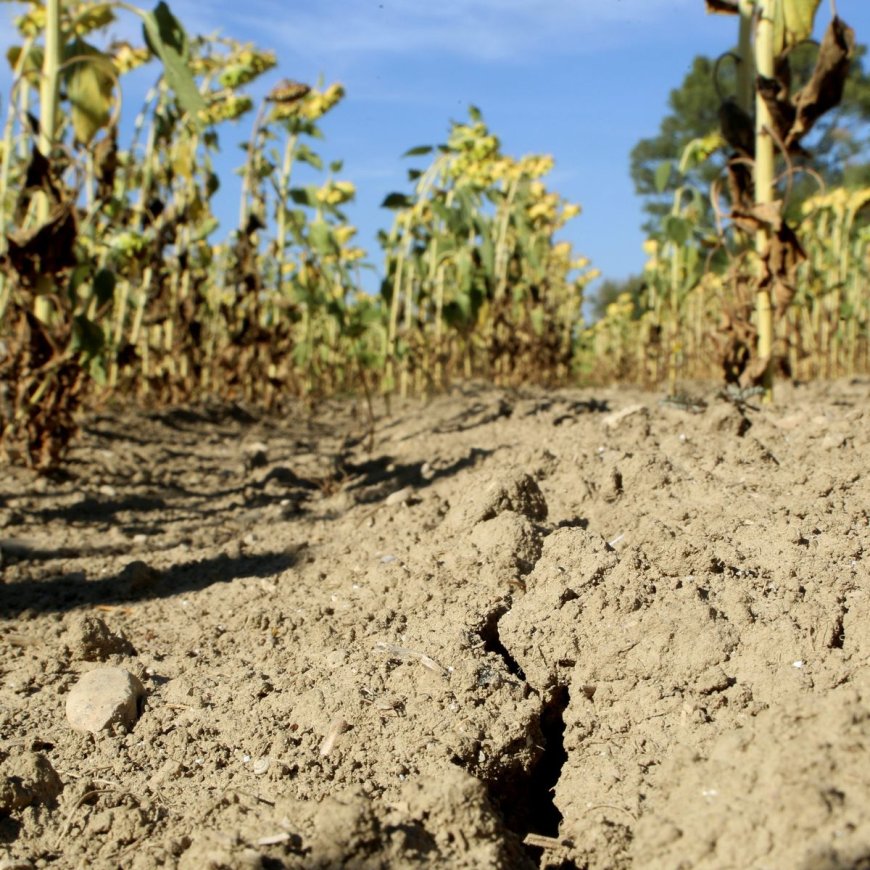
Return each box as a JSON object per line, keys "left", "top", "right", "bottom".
{"left": 3, "top": 0, "right": 870, "bottom": 298}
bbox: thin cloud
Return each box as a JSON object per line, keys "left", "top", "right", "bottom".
{"left": 172, "top": 0, "right": 698, "bottom": 63}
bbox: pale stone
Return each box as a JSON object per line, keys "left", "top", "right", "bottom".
{"left": 66, "top": 667, "right": 145, "bottom": 733}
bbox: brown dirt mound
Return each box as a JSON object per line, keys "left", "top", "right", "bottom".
{"left": 1, "top": 379, "right": 868, "bottom": 868}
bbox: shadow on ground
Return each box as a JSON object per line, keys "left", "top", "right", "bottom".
{"left": 0, "top": 548, "right": 301, "bottom": 616}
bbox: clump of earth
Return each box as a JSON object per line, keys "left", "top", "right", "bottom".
{"left": 1, "top": 379, "right": 868, "bottom": 868}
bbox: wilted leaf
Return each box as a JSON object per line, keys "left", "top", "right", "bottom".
{"left": 92, "top": 130, "right": 117, "bottom": 199}
{"left": 726, "top": 158, "right": 753, "bottom": 210}
{"left": 788, "top": 16, "right": 854, "bottom": 147}
{"left": 761, "top": 222, "right": 807, "bottom": 315}
{"left": 731, "top": 200, "right": 785, "bottom": 234}
{"left": 756, "top": 75, "right": 797, "bottom": 145}
{"left": 719, "top": 98, "right": 754, "bottom": 156}
{"left": 22, "top": 144, "right": 58, "bottom": 200}
{"left": 5, "top": 202, "right": 77, "bottom": 288}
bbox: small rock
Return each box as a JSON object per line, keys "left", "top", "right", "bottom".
{"left": 68, "top": 614, "right": 135, "bottom": 661}
{"left": 66, "top": 667, "right": 145, "bottom": 733}
{"left": 0, "top": 751, "right": 63, "bottom": 814}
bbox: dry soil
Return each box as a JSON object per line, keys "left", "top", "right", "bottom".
{"left": 0, "top": 379, "right": 868, "bottom": 869}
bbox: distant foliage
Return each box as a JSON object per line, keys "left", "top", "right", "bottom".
{"left": 0, "top": 2, "right": 867, "bottom": 470}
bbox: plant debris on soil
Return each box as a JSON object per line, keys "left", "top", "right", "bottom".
{"left": 1, "top": 378, "right": 868, "bottom": 869}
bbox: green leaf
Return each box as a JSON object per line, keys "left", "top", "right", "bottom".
{"left": 92, "top": 268, "right": 115, "bottom": 307}
{"left": 296, "top": 143, "right": 323, "bottom": 170}
{"left": 479, "top": 236, "right": 495, "bottom": 278}
{"left": 89, "top": 357, "right": 108, "bottom": 385}
{"left": 141, "top": 2, "right": 205, "bottom": 121}
{"left": 329, "top": 159, "right": 344, "bottom": 173}
{"left": 308, "top": 219, "right": 337, "bottom": 256}
{"left": 65, "top": 40, "right": 114, "bottom": 144}
{"left": 468, "top": 105, "right": 483, "bottom": 122}
{"left": 402, "top": 145, "right": 433, "bottom": 157}
{"left": 289, "top": 186, "right": 315, "bottom": 206}
{"left": 381, "top": 192, "right": 413, "bottom": 209}
{"left": 654, "top": 160, "right": 672, "bottom": 194}
{"left": 774, "top": 0, "right": 822, "bottom": 54}
{"left": 664, "top": 214, "right": 691, "bottom": 246}
{"left": 7, "top": 44, "right": 42, "bottom": 77}
{"left": 72, "top": 315, "right": 105, "bottom": 358}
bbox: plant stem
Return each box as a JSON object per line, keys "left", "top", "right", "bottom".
{"left": 38, "top": 0, "right": 62, "bottom": 168}
{"left": 737, "top": 1, "right": 756, "bottom": 114}
{"left": 755, "top": 0, "right": 776, "bottom": 400}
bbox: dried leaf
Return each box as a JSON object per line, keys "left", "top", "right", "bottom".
{"left": 92, "top": 129, "right": 117, "bottom": 200}
{"left": 757, "top": 75, "right": 796, "bottom": 143}
{"left": 266, "top": 79, "right": 310, "bottom": 104}
{"left": 788, "top": 17, "right": 854, "bottom": 147}
{"left": 731, "top": 200, "right": 785, "bottom": 234}
{"left": 726, "top": 158, "right": 754, "bottom": 211}
{"left": 719, "top": 99, "right": 754, "bottom": 156}
{"left": 5, "top": 202, "right": 78, "bottom": 288}
{"left": 761, "top": 222, "right": 807, "bottom": 316}
{"left": 705, "top": 0, "right": 739, "bottom": 12}
{"left": 0, "top": 308, "right": 85, "bottom": 471}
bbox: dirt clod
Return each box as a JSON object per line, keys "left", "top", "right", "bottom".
{"left": 0, "top": 752, "right": 63, "bottom": 815}
{"left": 67, "top": 614, "right": 136, "bottom": 661}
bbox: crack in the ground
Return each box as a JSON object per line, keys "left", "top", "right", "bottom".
{"left": 478, "top": 603, "right": 573, "bottom": 868}
{"left": 829, "top": 602, "right": 848, "bottom": 649}
{"left": 479, "top": 604, "right": 526, "bottom": 680}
